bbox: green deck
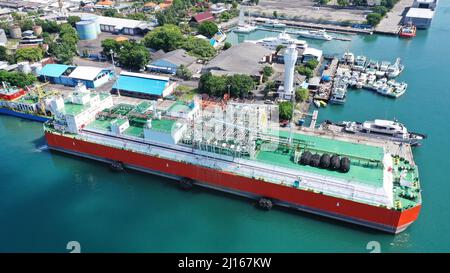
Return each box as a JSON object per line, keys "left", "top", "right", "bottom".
{"left": 124, "top": 125, "right": 144, "bottom": 138}
{"left": 63, "top": 103, "right": 88, "bottom": 116}
{"left": 151, "top": 119, "right": 175, "bottom": 133}
{"left": 256, "top": 148, "right": 383, "bottom": 187}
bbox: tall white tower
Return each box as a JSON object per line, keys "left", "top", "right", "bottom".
{"left": 283, "top": 43, "right": 298, "bottom": 99}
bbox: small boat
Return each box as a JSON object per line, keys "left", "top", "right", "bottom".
{"left": 262, "top": 19, "right": 286, "bottom": 28}
{"left": 313, "top": 100, "right": 321, "bottom": 108}
{"left": 386, "top": 58, "right": 404, "bottom": 78}
{"left": 353, "top": 55, "right": 367, "bottom": 71}
{"left": 319, "top": 100, "right": 327, "bottom": 107}
{"left": 341, "top": 51, "right": 355, "bottom": 65}
{"left": 321, "top": 119, "right": 426, "bottom": 146}
{"left": 329, "top": 81, "right": 347, "bottom": 105}
{"left": 297, "top": 29, "right": 333, "bottom": 41}
{"left": 399, "top": 22, "right": 416, "bottom": 38}
{"left": 234, "top": 8, "right": 257, "bottom": 33}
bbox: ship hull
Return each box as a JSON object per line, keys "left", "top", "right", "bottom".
{"left": 45, "top": 131, "right": 421, "bottom": 234}
{"left": 0, "top": 107, "right": 50, "bottom": 122}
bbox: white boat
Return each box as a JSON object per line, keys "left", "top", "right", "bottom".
{"left": 387, "top": 80, "right": 408, "bottom": 98}
{"left": 326, "top": 119, "right": 426, "bottom": 146}
{"left": 234, "top": 8, "right": 257, "bottom": 33}
{"left": 386, "top": 58, "right": 404, "bottom": 78}
{"left": 356, "top": 73, "right": 367, "bottom": 89}
{"left": 297, "top": 29, "right": 333, "bottom": 41}
{"left": 341, "top": 52, "right": 355, "bottom": 64}
{"left": 353, "top": 55, "right": 366, "bottom": 71}
{"left": 313, "top": 100, "right": 321, "bottom": 108}
{"left": 247, "top": 31, "right": 308, "bottom": 50}
{"left": 262, "top": 19, "right": 286, "bottom": 28}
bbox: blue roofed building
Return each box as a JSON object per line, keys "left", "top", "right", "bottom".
{"left": 38, "top": 64, "right": 114, "bottom": 88}
{"left": 112, "top": 71, "right": 177, "bottom": 99}
{"left": 146, "top": 49, "right": 197, "bottom": 75}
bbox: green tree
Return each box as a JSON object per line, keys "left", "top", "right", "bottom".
{"left": 226, "top": 74, "right": 255, "bottom": 98}
{"left": 175, "top": 64, "right": 193, "bottom": 80}
{"left": 276, "top": 44, "right": 285, "bottom": 53}
{"left": 181, "top": 36, "right": 216, "bottom": 59}
{"left": 263, "top": 80, "right": 275, "bottom": 98}
{"left": 117, "top": 41, "right": 150, "bottom": 71}
{"left": 373, "top": 6, "right": 388, "bottom": 16}
{"left": 103, "top": 8, "right": 120, "bottom": 18}
{"left": 262, "top": 66, "right": 274, "bottom": 78}
{"left": 15, "top": 47, "right": 44, "bottom": 62}
{"left": 305, "top": 59, "right": 319, "bottom": 70}
{"left": 101, "top": 38, "right": 121, "bottom": 60}
{"left": 144, "top": 24, "right": 183, "bottom": 51}
{"left": 295, "top": 88, "right": 309, "bottom": 102}
{"left": 337, "top": 0, "right": 350, "bottom": 6}
{"left": 67, "top": 16, "right": 81, "bottom": 27}
{"left": 366, "top": 13, "right": 383, "bottom": 26}
{"left": 297, "top": 65, "right": 313, "bottom": 79}
{"left": 198, "top": 72, "right": 227, "bottom": 97}
{"left": 0, "top": 46, "right": 7, "bottom": 61}
{"left": 0, "top": 70, "right": 36, "bottom": 87}
{"left": 273, "top": 11, "right": 278, "bottom": 18}
{"left": 223, "top": 42, "right": 232, "bottom": 50}
{"left": 278, "top": 101, "right": 293, "bottom": 120}
{"left": 198, "top": 21, "right": 218, "bottom": 38}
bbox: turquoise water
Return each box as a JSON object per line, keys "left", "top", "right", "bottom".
{"left": 1, "top": 4, "right": 450, "bottom": 252}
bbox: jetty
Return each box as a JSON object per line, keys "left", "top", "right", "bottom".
{"left": 254, "top": 27, "right": 352, "bottom": 41}
{"left": 375, "top": 0, "right": 414, "bottom": 35}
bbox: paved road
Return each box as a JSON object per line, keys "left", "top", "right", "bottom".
{"left": 375, "top": 0, "right": 414, "bottom": 34}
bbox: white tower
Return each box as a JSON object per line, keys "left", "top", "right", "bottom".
{"left": 283, "top": 43, "right": 298, "bottom": 99}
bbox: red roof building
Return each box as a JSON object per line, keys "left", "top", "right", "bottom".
{"left": 191, "top": 11, "right": 215, "bottom": 24}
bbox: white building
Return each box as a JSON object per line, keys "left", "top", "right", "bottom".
{"left": 405, "top": 8, "right": 435, "bottom": 29}
{"left": 412, "top": 0, "right": 438, "bottom": 11}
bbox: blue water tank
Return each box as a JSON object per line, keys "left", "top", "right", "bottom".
{"left": 76, "top": 20, "right": 98, "bottom": 40}
{"left": 81, "top": 14, "right": 101, "bottom": 34}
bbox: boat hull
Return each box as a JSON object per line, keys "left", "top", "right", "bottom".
{"left": 0, "top": 107, "right": 49, "bottom": 122}
{"left": 45, "top": 131, "right": 421, "bottom": 233}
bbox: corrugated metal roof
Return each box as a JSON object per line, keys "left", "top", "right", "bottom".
{"left": 68, "top": 66, "right": 107, "bottom": 81}
{"left": 38, "top": 64, "right": 73, "bottom": 78}
{"left": 113, "top": 73, "right": 169, "bottom": 96}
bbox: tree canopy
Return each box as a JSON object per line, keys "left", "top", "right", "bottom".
{"left": 199, "top": 72, "right": 255, "bottom": 98}
{"left": 0, "top": 70, "right": 36, "bottom": 87}
{"left": 144, "top": 24, "right": 184, "bottom": 52}
{"left": 15, "top": 47, "right": 44, "bottom": 63}
{"left": 296, "top": 88, "right": 309, "bottom": 102}
{"left": 197, "top": 21, "right": 218, "bottom": 38}
{"left": 278, "top": 101, "right": 293, "bottom": 120}
{"left": 101, "top": 39, "right": 150, "bottom": 71}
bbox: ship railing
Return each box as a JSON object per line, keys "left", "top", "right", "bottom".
{"left": 77, "top": 131, "right": 392, "bottom": 207}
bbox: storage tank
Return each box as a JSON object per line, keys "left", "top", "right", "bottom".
{"left": 76, "top": 20, "right": 98, "bottom": 40}
{"left": 9, "top": 25, "right": 22, "bottom": 39}
{"left": 32, "top": 25, "right": 43, "bottom": 36}
{"left": 81, "top": 14, "right": 101, "bottom": 34}
{"left": 18, "top": 62, "right": 32, "bottom": 74}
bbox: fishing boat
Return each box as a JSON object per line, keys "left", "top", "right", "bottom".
{"left": 353, "top": 55, "right": 367, "bottom": 71}
{"left": 376, "top": 61, "right": 391, "bottom": 78}
{"left": 341, "top": 52, "right": 355, "bottom": 65}
{"left": 297, "top": 29, "right": 333, "bottom": 41}
{"left": 386, "top": 58, "right": 404, "bottom": 78}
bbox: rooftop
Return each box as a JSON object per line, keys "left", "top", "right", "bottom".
{"left": 406, "top": 7, "right": 435, "bottom": 19}
{"left": 38, "top": 64, "right": 73, "bottom": 78}
{"left": 205, "top": 42, "right": 273, "bottom": 76}
{"left": 150, "top": 49, "right": 197, "bottom": 67}
{"left": 68, "top": 66, "right": 109, "bottom": 81}
{"left": 113, "top": 72, "right": 169, "bottom": 96}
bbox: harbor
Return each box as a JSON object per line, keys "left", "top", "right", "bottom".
{"left": 0, "top": 0, "right": 449, "bottom": 253}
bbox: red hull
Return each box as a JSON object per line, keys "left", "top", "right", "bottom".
{"left": 45, "top": 132, "right": 421, "bottom": 233}
{"left": 0, "top": 89, "right": 26, "bottom": 101}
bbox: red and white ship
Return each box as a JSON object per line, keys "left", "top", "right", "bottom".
{"left": 43, "top": 89, "right": 422, "bottom": 234}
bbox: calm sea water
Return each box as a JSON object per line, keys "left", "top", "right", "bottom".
{"left": 1, "top": 4, "right": 450, "bottom": 253}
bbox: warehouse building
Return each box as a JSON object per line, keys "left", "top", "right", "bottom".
{"left": 38, "top": 64, "right": 114, "bottom": 88}
{"left": 146, "top": 49, "right": 197, "bottom": 75}
{"left": 111, "top": 71, "right": 177, "bottom": 99}
{"left": 405, "top": 8, "right": 435, "bottom": 29}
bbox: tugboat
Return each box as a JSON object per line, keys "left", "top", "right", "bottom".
{"left": 399, "top": 22, "right": 416, "bottom": 38}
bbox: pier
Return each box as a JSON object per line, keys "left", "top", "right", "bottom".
{"left": 263, "top": 20, "right": 373, "bottom": 35}
{"left": 309, "top": 110, "right": 319, "bottom": 129}
{"left": 254, "top": 27, "right": 352, "bottom": 41}
{"left": 375, "top": 0, "right": 414, "bottom": 35}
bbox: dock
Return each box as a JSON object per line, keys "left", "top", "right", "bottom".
{"left": 309, "top": 110, "right": 318, "bottom": 129}
{"left": 375, "top": 0, "right": 414, "bottom": 35}
{"left": 273, "top": 20, "right": 373, "bottom": 35}
{"left": 255, "top": 27, "right": 352, "bottom": 41}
